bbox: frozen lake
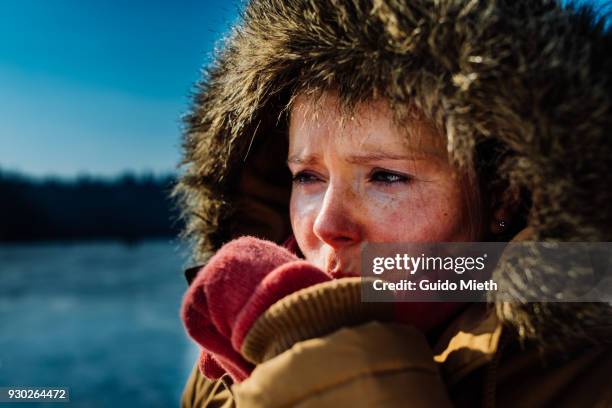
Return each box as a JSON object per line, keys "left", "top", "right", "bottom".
{"left": 0, "top": 240, "right": 199, "bottom": 407}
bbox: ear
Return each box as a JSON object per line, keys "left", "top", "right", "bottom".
{"left": 489, "top": 182, "right": 522, "bottom": 236}
{"left": 490, "top": 206, "right": 512, "bottom": 235}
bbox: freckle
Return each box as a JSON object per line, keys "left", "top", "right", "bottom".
{"left": 443, "top": 212, "right": 448, "bottom": 217}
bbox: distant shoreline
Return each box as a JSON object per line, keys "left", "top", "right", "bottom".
{"left": 0, "top": 169, "right": 183, "bottom": 242}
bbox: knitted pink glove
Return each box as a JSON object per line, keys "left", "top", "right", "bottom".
{"left": 181, "top": 236, "right": 332, "bottom": 382}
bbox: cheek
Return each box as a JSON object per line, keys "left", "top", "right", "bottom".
{"left": 361, "top": 181, "right": 471, "bottom": 242}
{"left": 289, "top": 191, "right": 324, "bottom": 259}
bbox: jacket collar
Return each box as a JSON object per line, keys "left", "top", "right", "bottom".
{"left": 433, "top": 303, "right": 503, "bottom": 385}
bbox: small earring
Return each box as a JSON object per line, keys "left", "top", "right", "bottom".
{"left": 498, "top": 219, "right": 506, "bottom": 231}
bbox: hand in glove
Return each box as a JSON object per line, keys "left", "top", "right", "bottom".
{"left": 180, "top": 236, "right": 332, "bottom": 382}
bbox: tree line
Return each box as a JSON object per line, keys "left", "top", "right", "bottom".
{"left": 0, "top": 170, "right": 182, "bottom": 242}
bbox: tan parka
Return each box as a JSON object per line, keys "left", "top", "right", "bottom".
{"left": 180, "top": 302, "right": 612, "bottom": 407}
{"left": 174, "top": 0, "right": 612, "bottom": 406}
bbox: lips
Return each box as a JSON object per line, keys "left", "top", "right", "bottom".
{"left": 325, "top": 254, "right": 358, "bottom": 278}
{"left": 325, "top": 255, "right": 340, "bottom": 277}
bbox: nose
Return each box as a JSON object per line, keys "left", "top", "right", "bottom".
{"left": 312, "top": 184, "right": 362, "bottom": 248}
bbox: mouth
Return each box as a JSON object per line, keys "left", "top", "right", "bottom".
{"left": 325, "top": 255, "right": 358, "bottom": 278}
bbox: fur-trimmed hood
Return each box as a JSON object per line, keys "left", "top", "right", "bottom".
{"left": 174, "top": 0, "right": 612, "bottom": 345}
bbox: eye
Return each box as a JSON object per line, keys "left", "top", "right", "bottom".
{"left": 292, "top": 171, "right": 321, "bottom": 185}
{"left": 369, "top": 169, "right": 411, "bottom": 185}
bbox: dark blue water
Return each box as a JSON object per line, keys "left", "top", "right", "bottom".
{"left": 0, "top": 240, "right": 199, "bottom": 407}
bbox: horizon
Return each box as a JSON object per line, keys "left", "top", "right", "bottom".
{"left": 0, "top": 165, "right": 178, "bottom": 183}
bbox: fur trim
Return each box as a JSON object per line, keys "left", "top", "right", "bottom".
{"left": 173, "top": 0, "right": 612, "bottom": 345}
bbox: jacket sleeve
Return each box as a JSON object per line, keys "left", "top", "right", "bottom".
{"left": 232, "top": 321, "right": 453, "bottom": 408}
{"left": 181, "top": 363, "right": 235, "bottom": 408}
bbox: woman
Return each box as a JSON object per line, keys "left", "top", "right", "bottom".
{"left": 175, "top": 0, "right": 612, "bottom": 406}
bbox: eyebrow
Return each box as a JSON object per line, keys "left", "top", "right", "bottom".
{"left": 286, "top": 151, "right": 441, "bottom": 165}
{"left": 287, "top": 155, "right": 320, "bottom": 165}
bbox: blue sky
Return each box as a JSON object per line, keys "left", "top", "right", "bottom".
{"left": 0, "top": 0, "right": 609, "bottom": 178}
{"left": 0, "top": 0, "right": 240, "bottom": 178}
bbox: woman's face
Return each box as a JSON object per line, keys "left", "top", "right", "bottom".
{"left": 288, "top": 93, "right": 481, "bottom": 277}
